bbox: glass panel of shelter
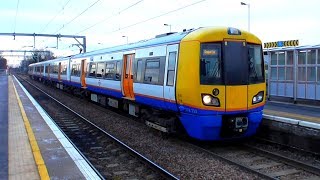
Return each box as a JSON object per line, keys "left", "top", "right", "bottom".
{"left": 298, "top": 50, "right": 307, "bottom": 82}
{"left": 306, "top": 50, "right": 316, "bottom": 82}
{"left": 285, "top": 51, "right": 294, "bottom": 81}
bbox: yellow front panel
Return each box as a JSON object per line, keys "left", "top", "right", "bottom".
{"left": 225, "top": 86, "right": 247, "bottom": 111}
{"left": 176, "top": 41, "right": 200, "bottom": 107}
{"left": 176, "top": 27, "right": 264, "bottom": 112}
{"left": 176, "top": 41, "right": 225, "bottom": 111}
{"left": 248, "top": 83, "right": 266, "bottom": 109}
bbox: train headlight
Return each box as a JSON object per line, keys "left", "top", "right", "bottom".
{"left": 252, "top": 91, "right": 264, "bottom": 104}
{"left": 202, "top": 94, "right": 220, "bottom": 106}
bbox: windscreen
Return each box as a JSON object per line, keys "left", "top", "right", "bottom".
{"left": 248, "top": 44, "right": 264, "bottom": 83}
{"left": 199, "top": 42, "right": 264, "bottom": 85}
{"left": 200, "top": 43, "right": 223, "bottom": 85}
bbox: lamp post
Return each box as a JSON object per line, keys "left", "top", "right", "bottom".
{"left": 241, "top": 2, "right": 250, "bottom": 32}
{"left": 122, "top": 36, "right": 128, "bottom": 44}
{"left": 164, "top": 24, "right": 172, "bottom": 32}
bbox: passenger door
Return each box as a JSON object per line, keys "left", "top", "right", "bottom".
{"left": 80, "top": 59, "right": 87, "bottom": 88}
{"left": 164, "top": 44, "right": 179, "bottom": 111}
{"left": 122, "top": 54, "right": 135, "bottom": 99}
{"left": 58, "top": 62, "right": 61, "bottom": 82}
{"left": 47, "top": 64, "right": 50, "bottom": 79}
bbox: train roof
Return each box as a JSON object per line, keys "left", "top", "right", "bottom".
{"left": 29, "top": 26, "right": 263, "bottom": 67}
{"left": 29, "top": 56, "right": 70, "bottom": 66}
{"left": 72, "top": 29, "right": 195, "bottom": 59}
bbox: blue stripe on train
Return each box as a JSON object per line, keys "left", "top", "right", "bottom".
{"left": 85, "top": 85, "right": 123, "bottom": 99}
{"left": 134, "top": 94, "right": 179, "bottom": 112}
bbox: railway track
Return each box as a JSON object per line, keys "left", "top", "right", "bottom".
{"left": 16, "top": 75, "right": 178, "bottom": 180}
{"left": 18, "top": 74, "right": 320, "bottom": 179}
{"left": 192, "top": 141, "right": 320, "bottom": 180}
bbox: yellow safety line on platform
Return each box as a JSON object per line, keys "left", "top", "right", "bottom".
{"left": 12, "top": 79, "right": 50, "bottom": 180}
{"left": 264, "top": 109, "right": 319, "bottom": 123}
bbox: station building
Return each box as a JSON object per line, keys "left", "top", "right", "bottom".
{"left": 264, "top": 44, "right": 320, "bottom": 103}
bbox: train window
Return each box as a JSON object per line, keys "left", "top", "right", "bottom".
{"left": 144, "top": 59, "right": 160, "bottom": 84}
{"left": 71, "top": 64, "right": 77, "bottom": 76}
{"left": 115, "top": 61, "right": 122, "bottom": 81}
{"left": 105, "top": 62, "right": 115, "bottom": 79}
{"left": 96, "top": 62, "right": 105, "bottom": 78}
{"left": 77, "top": 64, "right": 80, "bottom": 76}
{"left": 167, "top": 52, "right": 176, "bottom": 86}
{"left": 126, "top": 57, "right": 130, "bottom": 75}
{"left": 200, "top": 43, "right": 222, "bottom": 85}
{"left": 71, "top": 64, "right": 80, "bottom": 76}
{"left": 88, "top": 63, "right": 96, "bottom": 77}
{"left": 248, "top": 44, "right": 264, "bottom": 83}
{"left": 136, "top": 60, "right": 143, "bottom": 82}
{"left": 46, "top": 64, "right": 50, "bottom": 74}
{"left": 61, "top": 64, "right": 67, "bottom": 75}
{"left": 53, "top": 64, "right": 59, "bottom": 74}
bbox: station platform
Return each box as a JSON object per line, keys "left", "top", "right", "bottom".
{"left": 0, "top": 74, "right": 100, "bottom": 179}
{"left": 263, "top": 101, "right": 320, "bottom": 129}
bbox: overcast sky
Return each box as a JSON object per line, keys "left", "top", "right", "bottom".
{"left": 1, "top": 0, "right": 320, "bottom": 66}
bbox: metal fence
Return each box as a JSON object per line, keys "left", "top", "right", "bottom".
{"left": 264, "top": 45, "right": 320, "bottom": 101}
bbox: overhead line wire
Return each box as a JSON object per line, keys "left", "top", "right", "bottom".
{"left": 13, "top": 0, "right": 20, "bottom": 32}
{"left": 39, "top": 0, "right": 72, "bottom": 33}
{"left": 75, "top": 0, "right": 143, "bottom": 35}
{"left": 53, "top": 0, "right": 101, "bottom": 34}
{"left": 107, "top": 0, "right": 206, "bottom": 33}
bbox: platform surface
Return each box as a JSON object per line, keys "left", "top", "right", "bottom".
{"left": 8, "top": 74, "right": 40, "bottom": 179}
{"left": 0, "top": 74, "right": 8, "bottom": 179}
{"left": 0, "top": 75, "right": 100, "bottom": 180}
{"left": 264, "top": 101, "right": 320, "bottom": 123}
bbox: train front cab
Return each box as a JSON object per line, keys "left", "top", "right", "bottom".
{"left": 176, "top": 27, "right": 266, "bottom": 141}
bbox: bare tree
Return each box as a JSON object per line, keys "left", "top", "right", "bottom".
{"left": 29, "top": 49, "right": 56, "bottom": 63}
{"left": 0, "top": 53, "right": 7, "bottom": 69}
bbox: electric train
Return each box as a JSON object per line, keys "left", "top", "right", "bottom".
{"left": 29, "top": 27, "right": 266, "bottom": 140}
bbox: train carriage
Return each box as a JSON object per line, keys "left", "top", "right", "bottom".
{"left": 29, "top": 26, "right": 266, "bottom": 141}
